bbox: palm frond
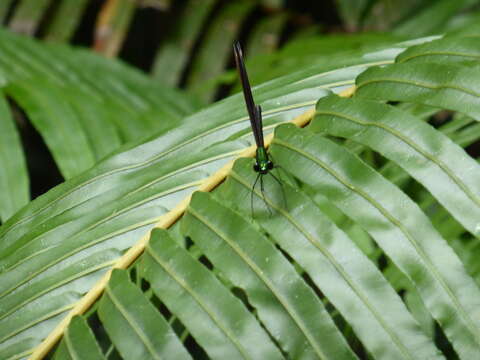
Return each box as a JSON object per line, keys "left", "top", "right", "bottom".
{"left": 1, "top": 26, "right": 480, "bottom": 360}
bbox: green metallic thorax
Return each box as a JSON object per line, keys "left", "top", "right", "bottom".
{"left": 255, "top": 147, "right": 273, "bottom": 174}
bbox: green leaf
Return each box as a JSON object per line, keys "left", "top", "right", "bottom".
{"left": 0, "top": 337, "right": 37, "bottom": 360}
{"left": 0, "top": 91, "right": 29, "bottom": 222}
{"left": 245, "top": 13, "right": 287, "bottom": 57}
{"left": 0, "top": 28, "right": 199, "bottom": 183}
{"left": 54, "top": 316, "right": 105, "bottom": 360}
{"left": 186, "top": 1, "right": 255, "bottom": 103}
{"left": 97, "top": 269, "right": 191, "bottom": 360}
{"left": 444, "top": 12, "right": 480, "bottom": 36}
{"left": 58, "top": 87, "right": 122, "bottom": 161}
{"left": 7, "top": 79, "right": 97, "bottom": 179}
{"left": 311, "top": 95, "right": 480, "bottom": 237}
{"left": 8, "top": 0, "right": 51, "bottom": 35}
{"left": 151, "top": 0, "right": 216, "bottom": 86}
{"left": 396, "top": 36, "right": 480, "bottom": 64}
{"left": 243, "top": 33, "right": 407, "bottom": 88}
{"left": 334, "top": 0, "right": 370, "bottom": 30}
{"left": 219, "top": 159, "right": 443, "bottom": 359}
{"left": 355, "top": 62, "right": 480, "bottom": 120}
{"left": 142, "top": 228, "right": 283, "bottom": 359}
{"left": 393, "top": 0, "right": 476, "bottom": 36}
{"left": 0, "top": 249, "right": 118, "bottom": 335}
{"left": 272, "top": 124, "right": 480, "bottom": 358}
{"left": 0, "top": 291, "right": 80, "bottom": 348}
{"left": 0, "top": 28, "right": 197, "bottom": 134}
{"left": 182, "top": 192, "right": 357, "bottom": 360}
{"left": 43, "top": 0, "right": 90, "bottom": 43}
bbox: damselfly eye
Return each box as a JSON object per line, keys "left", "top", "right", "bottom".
{"left": 253, "top": 163, "right": 260, "bottom": 172}
{"left": 267, "top": 161, "right": 274, "bottom": 170}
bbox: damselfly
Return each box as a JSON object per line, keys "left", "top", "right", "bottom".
{"left": 233, "top": 41, "right": 285, "bottom": 216}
